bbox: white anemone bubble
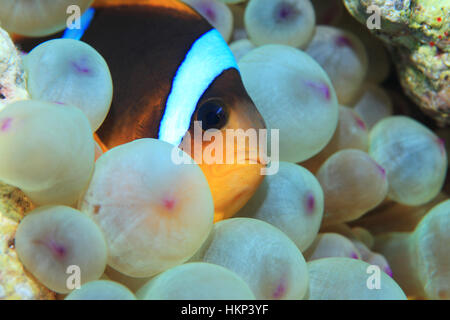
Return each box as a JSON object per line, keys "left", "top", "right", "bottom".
{"left": 80, "top": 139, "right": 214, "bottom": 278}
{"left": 137, "top": 263, "right": 256, "bottom": 300}
{"left": 24, "top": 39, "right": 113, "bottom": 131}
{"left": 375, "top": 200, "right": 450, "bottom": 299}
{"left": 351, "top": 227, "right": 375, "bottom": 249}
{"left": 302, "top": 105, "right": 369, "bottom": 173}
{"left": 182, "top": 0, "right": 234, "bottom": 42}
{"left": 304, "top": 233, "right": 361, "bottom": 261}
{"left": 353, "top": 84, "right": 393, "bottom": 130}
{"left": 15, "top": 206, "right": 108, "bottom": 294}
{"left": 338, "top": 15, "right": 391, "bottom": 84}
{"left": 245, "top": 0, "right": 315, "bottom": 48}
{"left": 0, "top": 0, "right": 93, "bottom": 37}
{"left": 369, "top": 116, "right": 447, "bottom": 206}
{"left": 65, "top": 280, "right": 136, "bottom": 300}
{"left": 239, "top": 44, "right": 339, "bottom": 163}
{"left": 305, "top": 26, "right": 368, "bottom": 105}
{"left": 104, "top": 266, "right": 151, "bottom": 293}
{"left": 307, "top": 258, "right": 406, "bottom": 300}
{"left": 351, "top": 240, "right": 393, "bottom": 278}
{"left": 317, "top": 149, "right": 388, "bottom": 226}
{"left": 237, "top": 162, "right": 324, "bottom": 251}
{"left": 0, "top": 100, "right": 95, "bottom": 206}
{"left": 191, "top": 218, "right": 309, "bottom": 299}
{"left": 229, "top": 38, "right": 256, "bottom": 61}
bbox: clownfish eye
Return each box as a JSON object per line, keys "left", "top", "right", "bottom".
{"left": 196, "top": 100, "right": 229, "bottom": 131}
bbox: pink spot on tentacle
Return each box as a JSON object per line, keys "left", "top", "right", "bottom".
{"left": 279, "top": 6, "right": 291, "bottom": 19}
{"left": 375, "top": 163, "right": 386, "bottom": 178}
{"left": 305, "top": 192, "right": 315, "bottom": 214}
{"left": 437, "top": 138, "right": 446, "bottom": 155}
{"left": 53, "top": 101, "right": 65, "bottom": 105}
{"left": 335, "top": 36, "right": 353, "bottom": 48}
{"left": 274, "top": 2, "right": 299, "bottom": 23}
{"left": 354, "top": 114, "right": 366, "bottom": 130}
{"left": 350, "top": 252, "right": 359, "bottom": 259}
{"left": 199, "top": 4, "right": 216, "bottom": 22}
{"left": 305, "top": 81, "right": 331, "bottom": 101}
{"left": 163, "top": 197, "right": 176, "bottom": 211}
{"left": 370, "top": 158, "right": 386, "bottom": 178}
{"left": 273, "top": 280, "right": 287, "bottom": 299}
{"left": 71, "top": 57, "right": 91, "bottom": 74}
{"left": 384, "top": 266, "right": 393, "bottom": 278}
{"left": 45, "top": 239, "right": 67, "bottom": 259}
{"left": 1, "top": 117, "right": 12, "bottom": 132}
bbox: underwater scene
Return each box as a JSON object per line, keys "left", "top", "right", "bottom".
{"left": 0, "top": 0, "right": 448, "bottom": 301}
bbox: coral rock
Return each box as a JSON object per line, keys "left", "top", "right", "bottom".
{"left": 0, "top": 182, "right": 55, "bottom": 300}
{"left": 0, "top": 27, "right": 28, "bottom": 112}
{"left": 343, "top": 0, "right": 450, "bottom": 127}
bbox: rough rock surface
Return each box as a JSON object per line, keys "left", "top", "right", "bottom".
{"left": 343, "top": 0, "right": 449, "bottom": 127}
{"left": 0, "top": 27, "right": 28, "bottom": 112}
{"left": 0, "top": 183, "right": 56, "bottom": 300}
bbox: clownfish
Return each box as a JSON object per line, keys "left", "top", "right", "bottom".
{"left": 17, "top": 0, "right": 267, "bottom": 221}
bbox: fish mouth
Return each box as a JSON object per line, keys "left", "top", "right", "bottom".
{"left": 183, "top": 129, "right": 267, "bottom": 221}
{"left": 199, "top": 158, "right": 265, "bottom": 222}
